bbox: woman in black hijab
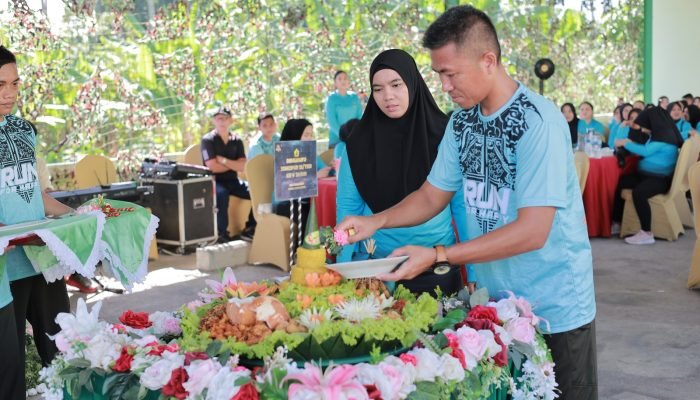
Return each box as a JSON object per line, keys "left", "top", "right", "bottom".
{"left": 611, "top": 106, "right": 682, "bottom": 245}
{"left": 337, "top": 49, "right": 460, "bottom": 294}
{"left": 560, "top": 103, "right": 579, "bottom": 147}
{"left": 274, "top": 118, "right": 331, "bottom": 235}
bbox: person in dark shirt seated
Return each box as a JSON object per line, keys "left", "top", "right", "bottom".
{"left": 611, "top": 106, "right": 683, "bottom": 244}
{"left": 200, "top": 107, "right": 255, "bottom": 243}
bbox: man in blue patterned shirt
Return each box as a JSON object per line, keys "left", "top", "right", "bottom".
{"left": 337, "top": 6, "right": 597, "bottom": 399}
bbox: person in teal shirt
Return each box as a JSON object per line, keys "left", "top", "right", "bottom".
{"left": 338, "top": 8, "right": 597, "bottom": 398}
{"left": 609, "top": 103, "right": 633, "bottom": 145}
{"left": 325, "top": 71, "right": 363, "bottom": 148}
{"left": 608, "top": 104, "right": 622, "bottom": 142}
{"left": 248, "top": 112, "right": 280, "bottom": 159}
{"left": 338, "top": 49, "right": 459, "bottom": 295}
{"left": 667, "top": 101, "right": 693, "bottom": 140}
{"left": 612, "top": 106, "right": 683, "bottom": 245}
{"left": 578, "top": 101, "right": 606, "bottom": 141}
{"left": 0, "top": 45, "right": 75, "bottom": 398}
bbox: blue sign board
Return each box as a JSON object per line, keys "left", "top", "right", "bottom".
{"left": 274, "top": 140, "right": 318, "bottom": 201}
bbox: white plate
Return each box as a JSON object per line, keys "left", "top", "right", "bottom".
{"left": 0, "top": 219, "right": 51, "bottom": 234}
{"left": 326, "top": 256, "right": 409, "bottom": 279}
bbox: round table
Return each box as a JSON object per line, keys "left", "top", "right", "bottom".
{"left": 582, "top": 155, "right": 637, "bottom": 237}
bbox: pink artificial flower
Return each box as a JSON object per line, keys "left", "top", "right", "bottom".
{"left": 200, "top": 267, "right": 237, "bottom": 302}
{"left": 285, "top": 363, "right": 369, "bottom": 400}
{"left": 333, "top": 229, "right": 350, "bottom": 246}
{"left": 505, "top": 317, "right": 536, "bottom": 344}
{"left": 399, "top": 353, "right": 417, "bottom": 366}
{"left": 452, "top": 326, "right": 487, "bottom": 371}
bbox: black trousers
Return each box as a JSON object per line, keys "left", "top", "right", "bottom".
{"left": 0, "top": 302, "right": 23, "bottom": 400}
{"left": 612, "top": 172, "right": 672, "bottom": 231}
{"left": 544, "top": 320, "right": 598, "bottom": 400}
{"left": 215, "top": 179, "right": 256, "bottom": 238}
{"left": 10, "top": 274, "right": 70, "bottom": 391}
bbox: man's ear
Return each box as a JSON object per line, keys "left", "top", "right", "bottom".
{"left": 481, "top": 51, "right": 498, "bottom": 74}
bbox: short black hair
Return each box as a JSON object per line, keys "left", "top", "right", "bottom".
{"left": 682, "top": 93, "right": 693, "bottom": 99}
{"left": 422, "top": 5, "right": 501, "bottom": 63}
{"left": 0, "top": 46, "right": 17, "bottom": 69}
{"left": 257, "top": 112, "right": 274, "bottom": 125}
{"left": 334, "top": 70, "right": 346, "bottom": 80}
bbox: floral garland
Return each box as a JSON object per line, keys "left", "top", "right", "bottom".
{"left": 40, "top": 283, "right": 558, "bottom": 400}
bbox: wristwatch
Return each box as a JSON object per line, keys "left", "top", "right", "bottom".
{"left": 433, "top": 245, "right": 451, "bottom": 275}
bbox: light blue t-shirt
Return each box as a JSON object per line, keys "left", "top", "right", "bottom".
{"left": 325, "top": 91, "right": 363, "bottom": 147}
{"left": 336, "top": 148, "right": 455, "bottom": 262}
{"left": 623, "top": 140, "right": 678, "bottom": 176}
{"left": 333, "top": 141, "right": 346, "bottom": 160}
{"left": 578, "top": 118, "right": 606, "bottom": 137}
{"left": 0, "top": 115, "right": 45, "bottom": 284}
{"left": 427, "top": 84, "right": 595, "bottom": 334}
{"left": 676, "top": 119, "right": 692, "bottom": 140}
{"left": 248, "top": 133, "right": 280, "bottom": 159}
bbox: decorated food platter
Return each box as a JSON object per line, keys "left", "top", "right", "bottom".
{"left": 326, "top": 255, "right": 408, "bottom": 279}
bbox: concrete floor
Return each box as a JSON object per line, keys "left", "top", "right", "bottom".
{"left": 64, "top": 234, "right": 700, "bottom": 399}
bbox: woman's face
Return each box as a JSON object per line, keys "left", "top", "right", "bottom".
{"left": 622, "top": 105, "right": 632, "bottom": 120}
{"left": 334, "top": 72, "right": 350, "bottom": 91}
{"left": 561, "top": 105, "right": 574, "bottom": 122}
{"left": 579, "top": 103, "right": 593, "bottom": 120}
{"left": 371, "top": 68, "right": 410, "bottom": 119}
{"left": 670, "top": 103, "right": 683, "bottom": 120}
{"left": 301, "top": 125, "right": 314, "bottom": 141}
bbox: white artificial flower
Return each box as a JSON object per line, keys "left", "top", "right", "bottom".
{"left": 52, "top": 298, "right": 111, "bottom": 351}
{"left": 407, "top": 348, "right": 442, "bottom": 382}
{"left": 478, "top": 330, "right": 503, "bottom": 359}
{"left": 298, "top": 308, "right": 334, "bottom": 330}
{"left": 493, "top": 324, "right": 513, "bottom": 347}
{"left": 376, "top": 294, "right": 395, "bottom": 310}
{"left": 140, "top": 353, "right": 185, "bottom": 390}
{"left": 205, "top": 367, "right": 251, "bottom": 400}
{"left": 184, "top": 359, "right": 221, "bottom": 398}
{"left": 439, "top": 354, "right": 465, "bottom": 382}
{"left": 489, "top": 298, "right": 518, "bottom": 322}
{"left": 82, "top": 335, "right": 122, "bottom": 369}
{"left": 334, "top": 297, "right": 381, "bottom": 322}
{"left": 148, "top": 311, "right": 183, "bottom": 336}
{"left": 380, "top": 356, "right": 416, "bottom": 398}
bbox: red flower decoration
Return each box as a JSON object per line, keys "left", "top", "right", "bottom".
{"left": 467, "top": 305, "right": 500, "bottom": 324}
{"left": 444, "top": 333, "right": 466, "bottom": 369}
{"left": 232, "top": 382, "right": 259, "bottom": 400}
{"left": 185, "top": 351, "right": 209, "bottom": 365}
{"left": 147, "top": 343, "right": 180, "bottom": 356}
{"left": 399, "top": 353, "right": 417, "bottom": 366}
{"left": 365, "top": 384, "right": 382, "bottom": 399}
{"left": 118, "top": 310, "right": 152, "bottom": 329}
{"left": 111, "top": 346, "right": 133, "bottom": 373}
{"left": 162, "top": 367, "right": 188, "bottom": 400}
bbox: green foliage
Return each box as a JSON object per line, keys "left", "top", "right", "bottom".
{"left": 0, "top": 0, "right": 642, "bottom": 164}
{"left": 25, "top": 334, "right": 43, "bottom": 392}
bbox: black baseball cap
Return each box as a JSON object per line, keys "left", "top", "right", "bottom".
{"left": 212, "top": 106, "right": 232, "bottom": 117}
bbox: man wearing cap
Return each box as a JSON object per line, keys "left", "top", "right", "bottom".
{"left": 200, "top": 107, "right": 255, "bottom": 242}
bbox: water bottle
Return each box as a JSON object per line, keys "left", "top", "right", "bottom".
{"left": 584, "top": 130, "right": 593, "bottom": 156}
{"left": 592, "top": 134, "right": 602, "bottom": 158}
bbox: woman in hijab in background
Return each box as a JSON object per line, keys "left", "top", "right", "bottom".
{"left": 336, "top": 48, "right": 461, "bottom": 295}
{"left": 611, "top": 106, "right": 683, "bottom": 245}
{"left": 687, "top": 105, "right": 700, "bottom": 137}
{"left": 560, "top": 102, "right": 579, "bottom": 148}
{"left": 273, "top": 118, "right": 331, "bottom": 235}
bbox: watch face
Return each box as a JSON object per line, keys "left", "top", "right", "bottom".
{"left": 433, "top": 263, "right": 451, "bottom": 275}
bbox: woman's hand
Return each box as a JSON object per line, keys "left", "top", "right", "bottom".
{"left": 376, "top": 245, "right": 435, "bottom": 281}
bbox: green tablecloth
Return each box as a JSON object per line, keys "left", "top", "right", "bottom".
{"left": 0, "top": 199, "right": 159, "bottom": 290}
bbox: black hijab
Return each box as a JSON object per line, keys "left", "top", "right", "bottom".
{"left": 634, "top": 106, "right": 683, "bottom": 147}
{"left": 626, "top": 109, "right": 647, "bottom": 144}
{"left": 561, "top": 102, "right": 579, "bottom": 144}
{"left": 339, "top": 118, "right": 359, "bottom": 143}
{"left": 280, "top": 119, "right": 312, "bottom": 141}
{"left": 687, "top": 105, "right": 700, "bottom": 130}
{"left": 346, "top": 49, "right": 448, "bottom": 213}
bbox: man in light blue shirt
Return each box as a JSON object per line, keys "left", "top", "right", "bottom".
{"left": 0, "top": 46, "right": 74, "bottom": 398}
{"left": 337, "top": 6, "right": 597, "bottom": 400}
{"left": 247, "top": 112, "right": 280, "bottom": 159}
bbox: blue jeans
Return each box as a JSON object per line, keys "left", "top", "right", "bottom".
{"left": 215, "top": 179, "right": 254, "bottom": 237}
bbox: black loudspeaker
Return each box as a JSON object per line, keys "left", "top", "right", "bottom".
{"left": 534, "top": 58, "right": 555, "bottom": 95}
{"left": 141, "top": 177, "right": 217, "bottom": 251}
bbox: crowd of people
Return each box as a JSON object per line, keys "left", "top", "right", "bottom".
{"left": 560, "top": 96, "right": 698, "bottom": 245}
